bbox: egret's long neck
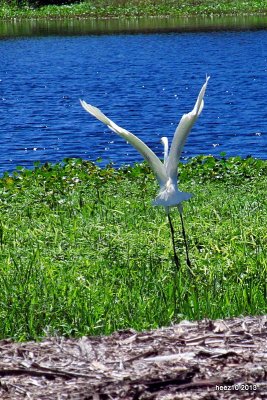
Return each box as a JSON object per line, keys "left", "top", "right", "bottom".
{"left": 161, "top": 137, "right": 169, "bottom": 167}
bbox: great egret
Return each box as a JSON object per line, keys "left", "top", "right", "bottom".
{"left": 80, "top": 76, "right": 209, "bottom": 269}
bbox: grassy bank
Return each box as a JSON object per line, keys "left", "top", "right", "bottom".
{"left": 1, "top": 0, "right": 267, "bottom": 20}
{"left": 0, "top": 156, "right": 266, "bottom": 340}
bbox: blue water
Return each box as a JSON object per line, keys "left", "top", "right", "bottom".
{"left": 0, "top": 30, "right": 267, "bottom": 174}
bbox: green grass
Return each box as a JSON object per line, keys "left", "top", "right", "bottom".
{"left": 1, "top": 0, "right": 267, "bottom": 20}
{"left": 0, "top": 155, "right": 266, "bottom": 340}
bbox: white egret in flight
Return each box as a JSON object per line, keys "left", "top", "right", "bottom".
{"left": 80, "top": 76, "right": 209, "bottom": 270}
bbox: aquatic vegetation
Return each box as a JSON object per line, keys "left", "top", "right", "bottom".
{"left": 0, "top": 0, "right": 266, "bottom": 19}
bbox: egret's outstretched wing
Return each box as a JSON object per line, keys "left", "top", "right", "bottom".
{"left": 167, "top": 77, "right": 209, "bottom": 179}
{"left": 80, "top": 100, "right": 167, "bottom": 185}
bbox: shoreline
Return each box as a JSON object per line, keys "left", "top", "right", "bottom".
{"left": 1, "top": 0, "right": 267, "bottom": 21}
{"left": 1, "top": 155, "right": 266, "bottom": 180}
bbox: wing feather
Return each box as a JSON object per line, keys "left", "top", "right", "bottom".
{"left": 80, "top": 100, "right": 167, "bottom": 185}
{"left": 167, "top": 77, "right": 209, "bottom": 179}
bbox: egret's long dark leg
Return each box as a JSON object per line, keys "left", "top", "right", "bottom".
{"left": 167, "top": 212, "right": 181, "bottom": 271}
{"left": 177, "top": 205, "right": 194, "bottom": 275}
{"left": 178, "top": 207, "right": 191, "bottom": 267}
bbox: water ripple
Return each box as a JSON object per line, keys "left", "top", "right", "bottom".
{"left": 0, "top": 30, "right": 266, "bottom": 174}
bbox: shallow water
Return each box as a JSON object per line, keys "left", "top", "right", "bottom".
{"left": 0, "top": 18, "right": 266, "bottom": 174}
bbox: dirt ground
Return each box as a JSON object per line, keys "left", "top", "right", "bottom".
{"left": 0, "top": 315, "right": 266, "bottom": 399}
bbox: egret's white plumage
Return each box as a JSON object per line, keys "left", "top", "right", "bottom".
{"left": 161, "top": 136, "right": 169, "bottom": 167}
{"left": 80, "top": 76, "right": 209, "bottom": 210}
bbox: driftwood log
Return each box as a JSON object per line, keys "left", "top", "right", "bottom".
{"left": 0, "top": 315, "right": 266, "bottom": 399}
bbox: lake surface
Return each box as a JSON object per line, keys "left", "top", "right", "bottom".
{"left": 0, "top": 17, "right": 267, "bottom": 174}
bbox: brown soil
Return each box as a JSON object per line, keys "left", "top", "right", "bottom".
{"left": 0, "top": 315, "right": 266, "bottom": 399}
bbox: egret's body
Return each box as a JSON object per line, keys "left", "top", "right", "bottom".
{"left": 80, "top": 77, "right": 209, "bottom": 269}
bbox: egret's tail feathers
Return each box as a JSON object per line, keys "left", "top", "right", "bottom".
{"left": 153, "top": 190, "right": 192, "bottom": 208}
